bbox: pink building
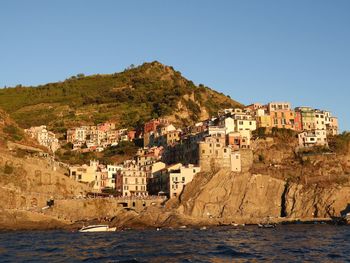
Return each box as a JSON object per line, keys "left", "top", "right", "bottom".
{"left": 144, "top": 118, "right": 169, "bottom": 134}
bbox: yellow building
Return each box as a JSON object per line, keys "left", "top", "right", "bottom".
{"left": 256, "top": 115, "right": 271, "bottom": 129}
{"left": 69, "top": 160, "right": 99, "bottom": 184}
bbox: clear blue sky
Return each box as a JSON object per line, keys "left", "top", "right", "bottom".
{"left": 1, "top": 1, "right": 349, "bottom": 131}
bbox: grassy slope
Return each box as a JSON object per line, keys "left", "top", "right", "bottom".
{"left": 0, "top": 61, "right": 242, "bottom": 132}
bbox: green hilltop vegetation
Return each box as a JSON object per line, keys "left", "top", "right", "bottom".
{"left": 0, "top": 61, "right": 242, "bottom": 133}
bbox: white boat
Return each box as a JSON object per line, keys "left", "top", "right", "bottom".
{"left": 79, "top": 225, "right": 116, "bottom": 233}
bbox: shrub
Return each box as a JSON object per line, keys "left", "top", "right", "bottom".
{"left": 3, "top": 125, "right": 23, "bottom": 141}
{"left": 258, "top": 154, "right": 265, "bottom": 162}
{"left": 271, "top": 127, "right": 295, "bottom": 140}
{"left": 329, "top": 132, "right": 350, "bottom": 154}
{"left": 253, "top": 127, "right": 267, "bottom": 138}
{"left": 4, "top": 164, "right": 14, "bottom": 174}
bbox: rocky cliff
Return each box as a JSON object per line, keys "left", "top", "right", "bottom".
{"left": 177, "top": 171, "right": 350, "bottom": 224}
{"left": 174, "top": 136, "right": 350, "bottom": 224}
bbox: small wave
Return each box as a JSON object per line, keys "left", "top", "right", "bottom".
{"left": 211, "top": 245, "right": 254, "bottom": 258}
{"left": 327, "top": 253, "right": 342, "bottom": 259}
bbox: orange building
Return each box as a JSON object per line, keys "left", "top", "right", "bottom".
{"left": 268, "top": 102, "right": 296, "bottom": 130}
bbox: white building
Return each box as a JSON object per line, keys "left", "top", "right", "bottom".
{"left": 230, "top": 151, "right": 241, "bottom": 172}
{"left": 223, "top": 117, "right": 235, "bottom": 134}
{"left": 298, "top": 130, "right": 328, "bottom": 148}
{"left": 268, "top": 102, "right": 291, "bottom": 112}
{"left": 314, "top": 110, "right": 327, "bottom": 131}
{"left": 168, "top": 164, "right": 201, "bottom": 198}
{"left": 25, "top": 125, "right": 59, "bottom": 152}
{"left": 208, "top": 126, "right": 227, "bottom": 137}
{"left": 106, "top": 165, "right": 122, "bottom": 189}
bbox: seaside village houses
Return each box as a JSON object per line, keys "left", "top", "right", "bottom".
{"left": 66, "top": 122, "right": 136, "bottom": 152}
{"left": 25, "top": 125, "right": 60, "bottom": 153}
{"left": 65, "top": 102, "right": 339, "bottom": 198}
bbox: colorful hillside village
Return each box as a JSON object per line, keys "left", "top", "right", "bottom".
{"left": 25, "top": 101, "right": 339, "bottom": 198}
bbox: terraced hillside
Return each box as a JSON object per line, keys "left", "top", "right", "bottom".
{"left": 0, "top": 61, "right": 242, "bottom": 132}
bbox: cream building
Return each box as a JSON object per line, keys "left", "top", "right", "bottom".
{"left": 69, "top": 160, "right": 99, "bottom": 184}
{"left": 233, "top": 115, "right": 257, "bottom": 132}
{"left": 168, "top": 164, "right": 201, "bottom": 198}
{"left": 328, "top": 117, "right": 339, "bottom": 136}
{"left": 208, "top": 126, "right": 227, "bottom": 137}
{"left": 120, "top": 164, "right": 148, "bottom": 197}
{"left": 324, "top": 111, "right": 339, "bottom": 136}
{"left": 198, "top": 135, "right": 242, "bottom": 172}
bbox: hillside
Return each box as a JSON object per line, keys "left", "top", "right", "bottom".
{"left": 0, "top": 61, "right": 242, "bottom": 132}
{"left": 0, "top": 108, "right": 45, "bottom": 150}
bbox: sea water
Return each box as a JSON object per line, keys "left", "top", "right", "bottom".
{"left": 0, "top": 225, "right": 349, "bottom": 262}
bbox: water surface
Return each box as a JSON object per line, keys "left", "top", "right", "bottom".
{"left": 0, "top": 225, "right": 349, "bottom": 262}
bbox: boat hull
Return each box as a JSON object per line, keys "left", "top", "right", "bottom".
{"left": 79, "top": 225, "right": 116, "bottom": 232}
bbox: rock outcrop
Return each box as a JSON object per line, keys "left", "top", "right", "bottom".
{"left": 177, "top": 169, "right": 350, "bottom": 224}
